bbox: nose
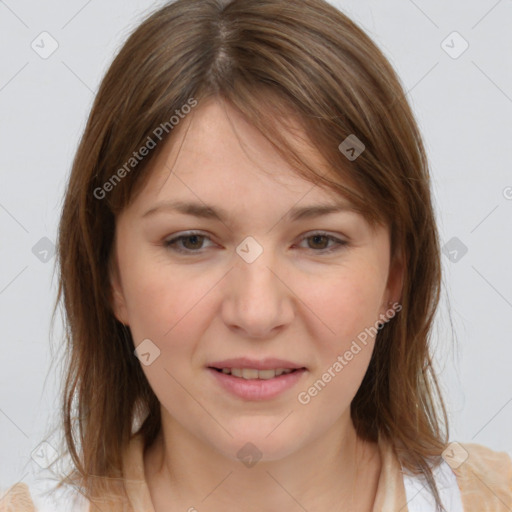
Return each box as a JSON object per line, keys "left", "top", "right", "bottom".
{"left": 220, "top": 250, "right": 295, "bottom": 339}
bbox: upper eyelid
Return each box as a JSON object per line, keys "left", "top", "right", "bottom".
{"left": 163, "top": 230, "right": 347, "bottom": 250}
{"left": 164, "top": 230, "right": 345, "bottom": 241}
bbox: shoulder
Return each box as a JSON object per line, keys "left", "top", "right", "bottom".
{"left": 0, "top": 483, "right": 35, "bottom": 511}
{"left": 0, "top": 478, "right": 90, "bottom": 512}
{"left": 0, "top": 483, "right": 34, "bottom": 511}
{"left": 446, "top": 441, "right": 512, "bottom": 511}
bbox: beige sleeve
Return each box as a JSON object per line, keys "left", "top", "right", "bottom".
{"left": 0, "top": 483, "right": 36, "bottom": 512}
{"left": 452, "top": 442, "right": 512, "bottom": 511}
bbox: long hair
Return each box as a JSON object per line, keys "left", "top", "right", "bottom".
{"left": 49, "top": 0, "right": 449, "bottom": 509}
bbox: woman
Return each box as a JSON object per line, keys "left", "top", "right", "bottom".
{"left": 2, "top": 0, "right": 511, "bottom": 510}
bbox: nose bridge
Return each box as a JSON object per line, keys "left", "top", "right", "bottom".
{"left": 237, "top": 251, "right": 277, "bottom": 296}
{"left": 234, "top": 239, "right": 281, "bottom": 306}
{"left": 222, "top": 238, "right": 293, "bottom": 336}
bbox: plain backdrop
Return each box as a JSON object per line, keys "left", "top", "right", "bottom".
{"left": 1, "top": 0, "right": 511, "bottom": 490}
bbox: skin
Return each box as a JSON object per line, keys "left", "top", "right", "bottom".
{"left": 110, "top": 97, "right": 403, "bottom": 511}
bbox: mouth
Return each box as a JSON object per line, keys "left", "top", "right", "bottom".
{"left": 206, "top": 364, "right": 307, "bottom": 401}
{"left": 208, "top": 367, "right": 305, "bottom": 380}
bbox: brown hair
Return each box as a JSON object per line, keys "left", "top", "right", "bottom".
{"left": 49, "top": 0, "right": 450, "bottom": 509}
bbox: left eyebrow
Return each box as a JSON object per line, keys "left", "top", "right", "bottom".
{"left": 286, "top": 202, "right": 357, "bottom": 221}
{"left": 141, "top": 199, "right": 356, "bottom": 223}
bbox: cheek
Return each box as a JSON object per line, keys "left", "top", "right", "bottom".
{"left": 123, "top": 271, "right": 171, "bottom": 339}
{"left": 303, "top": 264, "right": 383, "bottom": 346}
{"left": 296, "top": 276, "right": 378, "bottom": 414}
{"left": 117, "top": 240, "right": 181, "bottom": 328}
{"left": 119, "top": 250, "right": 217, "bottom": 357}
{"left": 120, "top": 259, "right": 211, "bottom": 408}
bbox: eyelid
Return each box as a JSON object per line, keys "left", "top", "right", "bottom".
{"left": 163, "top": 231, "right": 215, "bottom": 253}
{"left": 163, "top": 230, "right": 348, "bottom": 254}
{"left": 295, "top": 230, "right": 348, "bottom": 253}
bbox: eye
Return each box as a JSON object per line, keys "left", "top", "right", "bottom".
{"left": 163, "top": 231, "right": 213, "bottom": 253}
{"left": 162, "top": 231, "right": 348, "bottom": 255}
{"left": 296, "top": 232, "right": 348, "bottom": 254}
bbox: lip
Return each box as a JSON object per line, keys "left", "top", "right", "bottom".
{"left": 207, "top": 357, "right": 305, "bottom": 371}
{"left": 207, "top": 367, "right": 307, "bottom": 400}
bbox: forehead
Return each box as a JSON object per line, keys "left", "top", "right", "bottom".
{"left": 130, "top": 98, "right": 351, "bottom": 212}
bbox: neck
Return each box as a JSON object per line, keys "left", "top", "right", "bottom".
{"left": 144, "top": 409, "right": 381, "bottom": 512}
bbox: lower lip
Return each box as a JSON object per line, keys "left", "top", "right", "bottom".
{"left": 207, "top": 368, "right": 307, "bottom": 400}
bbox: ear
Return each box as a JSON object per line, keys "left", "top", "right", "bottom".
{"left": 108, "top": 252, "right": 130, "bottom": 326}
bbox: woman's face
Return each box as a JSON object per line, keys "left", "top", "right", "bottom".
{"left": 110, "top": 97, "right": 403, "bottom": 462}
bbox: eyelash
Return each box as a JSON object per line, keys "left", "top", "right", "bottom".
{"left": 163, "top": 231, "right": 348, "bottom": 255}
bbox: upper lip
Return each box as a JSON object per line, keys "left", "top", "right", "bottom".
{"left": 208, "top": 357, "right": 306, "bottom": 370}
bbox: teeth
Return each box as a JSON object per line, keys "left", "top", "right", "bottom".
{"left": 257, "top": 369, "right": 278, "bottom": 380}
{"left": 241, "top": 368, "right": 259, "bottom": 379}
{"left": 218, "top": 368, "right": 295, "bottom": 379}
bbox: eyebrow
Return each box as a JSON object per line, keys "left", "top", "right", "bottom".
{"left": 142, "top": 199, "right": 356, "bottom": 223}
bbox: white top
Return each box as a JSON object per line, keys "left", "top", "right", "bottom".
{"left": 21, "top": 464, "right": 464, "bottom": 512}
{"left": 402, "top": 458, "right": 464, "bottom": 512}
{"left": 21, "top": 475, "right": 90, "bottom": 512}
{"left": 4, "top": 439, "right": 465, "bottom": 512}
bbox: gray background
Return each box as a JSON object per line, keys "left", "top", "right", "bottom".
{"left": 1, "top": 0, "right": 511, "bottom": 490}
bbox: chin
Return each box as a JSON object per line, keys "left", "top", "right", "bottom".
{"left": 211, "top": 427, "right": 304, "bottom": 465}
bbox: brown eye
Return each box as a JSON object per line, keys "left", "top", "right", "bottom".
{"left": 298, "top": 232, "right": 348, "bottom": 254}
{"left": 164, "top": 232, "right": 212, "bottom": 253}
{"left": 180, "top": 234, "right": 206, "bottom": 250}
{"left": 307, "top": 234, "right": 330, "bottom": 250}
{"left": 163, "top": 231, "right": 348, "bottom": 255}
